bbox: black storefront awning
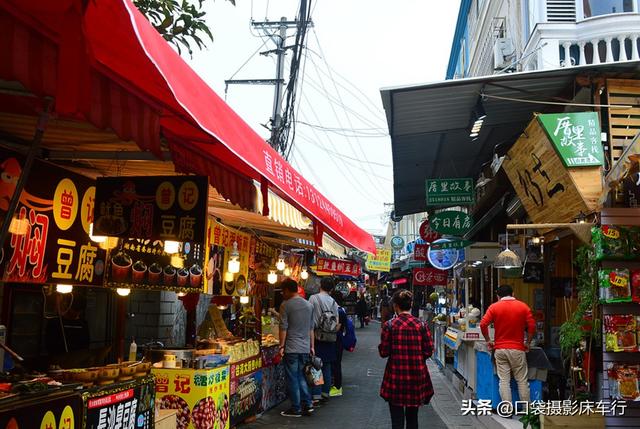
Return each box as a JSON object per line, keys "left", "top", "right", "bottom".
{"left": 380, "top": 61, "right": 640, "bottom": 217}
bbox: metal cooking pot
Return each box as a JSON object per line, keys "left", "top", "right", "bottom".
{"left": 144, "top": 348, "right": 195, "bottom": 364}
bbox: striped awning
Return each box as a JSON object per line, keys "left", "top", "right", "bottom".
{"left": 254, "top": 183, "right": 312, "bottom": 230}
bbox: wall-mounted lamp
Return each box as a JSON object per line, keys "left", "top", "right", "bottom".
{"left": 164, "top": 240, "right": 180, "bottom": 254}
{"left": 56, "top": 284, "right": 73, "bottom": 294}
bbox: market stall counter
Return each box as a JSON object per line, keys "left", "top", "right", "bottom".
{"left": 153, "top": 365, "right": 230, "bottom": 429}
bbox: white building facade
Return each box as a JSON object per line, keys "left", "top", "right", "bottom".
{"left": 447, "top": 0, "right": 640, "bottom": 79}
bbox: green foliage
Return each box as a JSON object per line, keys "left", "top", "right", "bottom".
{"left": 134, "top": 0, "right": 234, "bottom": 56}
{"left": 519, "top": 410, "right": 540, "bottom": 429}
{"left": 558, "top": 245, "right": 600, "bottom": 356}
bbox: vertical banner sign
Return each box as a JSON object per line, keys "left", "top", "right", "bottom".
{"left": 425, "top": 178, "right": 474, "bottom": 206}
{"left": 537, "top": 112, "right": 604, "bottom": 167}
{"left": 0, "top": 147, "right": 106, "bottom": 285}
{"left": 84, "top": 377, "right": 156, "bottom": 429}
{"left": 316, "top": 257, "right": 362, "bottom": 276}
{"left": 412, "top": 267, "right": 448, "bottom": 286}
{"left": 154, "top": 366, "right": 231, "bottom": 429}
{"left": 207, "top": 219, "right": 252, "bottom": 296}
{"left": 365, "top": 247, "right": 392, "bottom": 272}
{"left": 93, "top": 176, "right": 209, "bottom": 243}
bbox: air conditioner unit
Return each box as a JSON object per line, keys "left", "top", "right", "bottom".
{"left": 493, "top": 37, "right": 514, "bottom": 69}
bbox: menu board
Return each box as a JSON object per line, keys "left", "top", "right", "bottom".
{"left": 84, "top": 376, "right": 155, "bottom": 429}
{"left": 153, "top": 366, "right": 230, "bottom": 429}
{"left": 105, "top": 238, "right": 205, "bottom": 293}
{"left": 0, "top": 147, "right": 106, "bottom": 285}
{"left": 93, "top": 176, "right": 208, "bottom": 243}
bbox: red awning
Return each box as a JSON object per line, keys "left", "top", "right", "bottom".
{"left": 0, "top": 0, "right": 375, "bottom": 253}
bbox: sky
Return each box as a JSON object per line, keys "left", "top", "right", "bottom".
{"left": 187, "top": 0, "right": 460, "bottom": 235}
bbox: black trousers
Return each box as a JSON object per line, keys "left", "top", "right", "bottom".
{"left": 333, "top": 342, "right": 343, "bottom": 388}
{"left": 389, "top": 404, "right": 418, "bottom": 429}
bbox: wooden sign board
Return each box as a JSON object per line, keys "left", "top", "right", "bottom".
{"left": 503, "top": 115, "right": 602, "bottom": 225}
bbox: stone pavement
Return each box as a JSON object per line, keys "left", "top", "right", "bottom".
{"left": 242, "top": 321, "right": 487, "bottom": 429}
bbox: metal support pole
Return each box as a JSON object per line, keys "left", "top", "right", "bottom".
{"left": 269, "top": 17, "right": 288, "bottom": 150}
{"left": 0, "top": 98, "right": 53, "bottom": 251}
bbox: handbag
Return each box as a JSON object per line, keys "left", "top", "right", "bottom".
{"left": 304, "top": 359, "right": 324, "bottom": 386}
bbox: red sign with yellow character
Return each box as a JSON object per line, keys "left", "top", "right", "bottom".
{"left": 0, "top": 147, "right": 106, "bottom": 285}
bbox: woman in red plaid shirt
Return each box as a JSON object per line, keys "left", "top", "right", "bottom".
{"left": 379, "top": 289, "right": 434, "bottom": 429}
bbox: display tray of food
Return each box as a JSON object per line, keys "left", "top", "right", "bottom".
{"left": 48, "top": 361, "right": 152, "bottom": 387}
{"left": 0, "top": 374, "right": 81, "bottom": 405}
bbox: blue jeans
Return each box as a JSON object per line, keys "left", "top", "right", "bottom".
{"left": 284, "top": 353, "right": 312, "bottom": 412}
{"left": 312, "top": 361, "right": 332, "bottom": 398}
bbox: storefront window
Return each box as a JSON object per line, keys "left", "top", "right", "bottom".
{"left": 583, "top": 0, "right": 634, "bottom": 18}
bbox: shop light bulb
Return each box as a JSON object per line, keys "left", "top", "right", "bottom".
{"left": 164, "top": 240, "right": 180, "bottom": 254}
{"left": 224, "top": 271, "right": 234, "bottom": 283}
{"left": 88, "top": 222, "right": 107, "bottom": 243}
{"left": 268, "top": 270, "right": 278, "bottom": 284}
{"left": 283, "top": 267, "right": 292, "bottom": 277}
{"left": 240, "top": 295, "right": 250, "bottom": 305}
{"left": 227, "top": 242, "right": 241, "bottom": 273}
{"left": 170, "top": 255, "right": 184, "bottom": 269}
{"left": 116, "top": 288, "right": 131, "bottom": 297}
{"left": 9, "top": 217, "right": 28, "bottom": 236}
{"left": 217, "top": 304, "right": 228, "bottom": 310}
{"left": 276, "top": 258, "right": 286, "bottom": 271}
{"left": 56, "top": 284, "right": 73, "bottom": 294}
{"left": 300, "top": 267, "right": 309, "bottom": 280}
{"left": 177, "top": 292, "right": 186, "bottom": 297}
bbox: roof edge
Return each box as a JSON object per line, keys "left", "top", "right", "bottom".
{"left": 445, "top": 0, "right": 472, "bottom": 80}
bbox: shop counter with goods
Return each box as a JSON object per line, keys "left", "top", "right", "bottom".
{"left": 153, "top": 366, "right": 230, "bottom": 429}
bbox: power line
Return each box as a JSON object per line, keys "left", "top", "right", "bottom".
{"left": 308, "top": 31, "right": 388, "bottom": 191}
{"left": 296, "top": 120, "right": 388, "bottom": 137}
{"left": 296, "top": 132, "right": 392, "bottom": 167}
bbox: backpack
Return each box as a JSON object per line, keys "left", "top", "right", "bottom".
{"left": 315, "top": 297, "right": 339, "bottom": 342}
{"left": 341, "top": 312, "right": 357, "bottom": 352}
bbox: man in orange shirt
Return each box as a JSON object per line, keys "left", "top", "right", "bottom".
{"left": 480, "top": 285, "right": 536, "bottom": 405}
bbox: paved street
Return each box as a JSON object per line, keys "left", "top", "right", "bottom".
{"left": 243, "top": 322, "right": 483, "bottom": 429}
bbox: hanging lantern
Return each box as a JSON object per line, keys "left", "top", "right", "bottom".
{"left": 228, "top": 241, "right": 240, "bottom": 274}
{"left": 276, "top": 256, "right": 286, "bottom": 271}
{"left": 224, "top": 271, "right": 234, "bottom": 283}
{"left": 267, "top": 270, "right": 278, "bottom": 284}
{"left": 300, "top": 267, "right": 309, "bottom": 280}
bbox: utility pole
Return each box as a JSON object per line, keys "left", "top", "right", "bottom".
{"left": 224, "top": 1, "right": 312, "bottom": 157}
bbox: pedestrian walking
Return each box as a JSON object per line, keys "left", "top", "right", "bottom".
{"left": 330, "top": 290, "right": 347, "bottom": 397}
{"left": 309, "top": 277, "right": 340, "bottom": 404}
{"left": 480, "top": 284, "right": 536, "bottom": 407}
{"left": 379, "top": 289, "right": 434, "bottom": 429}
{"left": 356, "top": 292, "right": 368, "bottom": 328}
{"left": 279, "top": 278, "right": 315, "bottom": 417}
{"left": 379, "top": 289, "right": 392, "bottom": 324}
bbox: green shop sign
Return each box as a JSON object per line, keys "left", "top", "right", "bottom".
{"left": 429, "top": 211, "right": 474, "bottom": 236}
{"left": 426, "top": 178, "right": 474, "bottom": 206}
{"left": 430, "top": 240, "right": 473, "bottom": 250}
{"left": 390, "top": 236, "right": 405, "bottom": 250}
{"left": 538, "top": 112, "right": 604, "bottom": 168}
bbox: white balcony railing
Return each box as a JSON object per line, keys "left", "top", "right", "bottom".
{"left": 559, "top": 34, "right": 640, "bottom": 67}
{"left": 523, "top": 14, "right": 640, "bottom": 70}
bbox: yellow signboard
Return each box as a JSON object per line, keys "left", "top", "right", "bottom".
{"left": 153, "top": 366, "right": 230, "bottom": 429}
{"left": 365, "top": 247, "right": 392, "bottom": 272}
{"left": 207, "top": 219, "right": 252, "bottom": 296}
